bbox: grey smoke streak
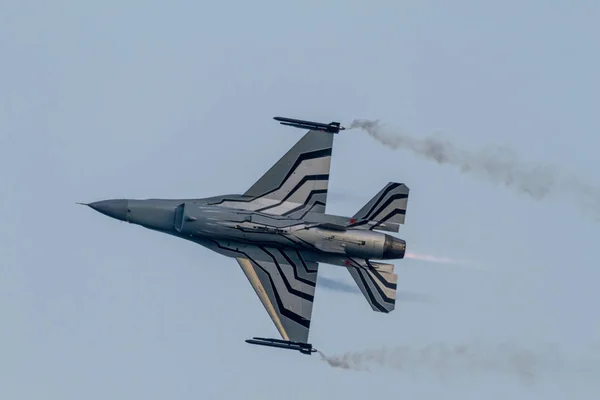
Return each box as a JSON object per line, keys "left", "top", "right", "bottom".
{"left": 318, "top": 276, "right": 430, "bottom": 302}
{"left": 349, "top": 119, "right": 600, "bottom": 220}
{"left": 318, "top": 276, "right": 360, "bottom": 294}
{"left": 318, "top": 342, "right": 599, "bottom": 385}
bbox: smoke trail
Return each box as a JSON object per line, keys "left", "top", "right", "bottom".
{"left": 405, "top": 251, "right": 490, "bottom": 271}
{"left": 405, "top": 251, "right": 468, "bottom": 265}
{"left": 318, "top": 276, "right": 430, "bottom": 302}
{"left": 318, "top": 276, "right": 361, "bottom": 294}
{"left": 318, "top": 342, "right": 599, "bottom": 385}
{"left": 348, "top": 119, "right": 600, "bottom": 220}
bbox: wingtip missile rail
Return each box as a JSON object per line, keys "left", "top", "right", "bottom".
{"left": 274, "top": 116, "right": 345, "bottom": 134}
{"left": 245, "top": 336, "right": 317, "bottom": 355}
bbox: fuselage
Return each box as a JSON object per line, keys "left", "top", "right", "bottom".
{"left": 89, "top": 198, "right": 407, "bottom": 262}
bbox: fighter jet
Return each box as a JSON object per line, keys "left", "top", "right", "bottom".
{"left": 84, "top": 117, "right": 410, "bottom": 355}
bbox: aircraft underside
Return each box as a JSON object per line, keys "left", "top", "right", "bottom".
{"left": 85, "top": 116, "right": 411, "bottom": 355}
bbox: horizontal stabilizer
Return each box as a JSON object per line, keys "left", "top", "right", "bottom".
{"left": 347, "top": 182, "right": 409, "bottom": 231}
{"left": 345, "top": 260, "right": 398, "bottom": 313}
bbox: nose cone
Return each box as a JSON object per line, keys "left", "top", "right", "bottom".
{"left": 88, "top": 199, "right": 129, "bottom": 221}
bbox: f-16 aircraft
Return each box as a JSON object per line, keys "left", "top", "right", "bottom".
{"left": 84, "top": 117, "right": 410, "bottom": 355}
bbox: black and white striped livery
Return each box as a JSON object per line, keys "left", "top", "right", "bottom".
{"left": 346, "top": 182, "right": 410, "bottom": 232}
{"left": 208, "top": 128, "right": 334, "bottom": 219}
{"left": 84, "top": 116, "right": 412, "bottom": 355}
{"left": 201, "top": 240, "right": 318, "bottom": 344}
{"left": 344, "top": 258, "right": 398, "bottom": 313}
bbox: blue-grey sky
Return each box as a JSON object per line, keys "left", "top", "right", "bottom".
{"left": 2, "top": 0, "right": 599, "bottom": 398}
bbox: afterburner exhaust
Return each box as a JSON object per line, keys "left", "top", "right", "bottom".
{"left": 382, "top": 235, "right": 406, "bottom": 259}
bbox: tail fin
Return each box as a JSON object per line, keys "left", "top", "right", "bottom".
{"left": 346, "top": 260, "right": 398, "bottom": 313}
{"left": 347, "top": 182, "right": 409, "bottom": 232}
{"left": 242, "top": 130, "right": 334, "bottom": 217}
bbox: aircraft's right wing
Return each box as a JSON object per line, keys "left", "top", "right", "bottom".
{"left": 206, "top": 241, "right": 319, "bottom": 344}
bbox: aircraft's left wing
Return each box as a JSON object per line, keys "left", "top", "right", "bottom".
{"left": 242, "top": 128, "right": 334, "bottom": 217}
{"left": 207, "top": 241, "right": 319, "bottom": 344}
{"left": 209, "top": 129, "right": 333, "bottom": 218}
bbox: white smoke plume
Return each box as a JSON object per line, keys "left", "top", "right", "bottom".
{"left": 404, "top": 251, "right": 490, "bottom": 271}
{"left": 318, "top": 342, "right": 600, "bottom": 385}
{"left": 348, "top": 119, "right": 600, "bottom": 221}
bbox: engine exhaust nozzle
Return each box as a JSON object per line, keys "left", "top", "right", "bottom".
{"left": 382, "top": 235, "right": 406, "bottom": 259}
